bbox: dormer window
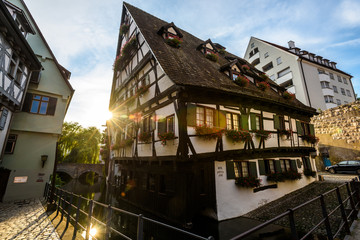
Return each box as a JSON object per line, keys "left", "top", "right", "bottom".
{"left": 158, "top": 23, "right": 183, "bottom": 48}
{"left": 198, "top": 39, "right": 219, "bottom": 62}
{"left": 4, "top": 1, "right": 35, "bottom": 37}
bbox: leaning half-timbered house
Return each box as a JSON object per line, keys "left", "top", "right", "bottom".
{"left": 108, "top": 2, "right": 318, "bottom": 224}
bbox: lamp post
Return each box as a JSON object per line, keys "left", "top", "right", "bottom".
{"left": 41, "top": 155, "right": 48, "bottom": 168}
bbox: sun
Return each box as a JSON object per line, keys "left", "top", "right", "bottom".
{"left": 105, "top": 110, "right": 113, "bottom": 120}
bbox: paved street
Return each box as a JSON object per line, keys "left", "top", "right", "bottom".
{"left": 0, "top": 199, "right": 59, "bottom": 240}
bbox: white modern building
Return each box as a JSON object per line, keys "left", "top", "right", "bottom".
{"left": 244, "top": 37, "right": 356, "bottom": 111}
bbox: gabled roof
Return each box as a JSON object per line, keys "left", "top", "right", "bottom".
{"left": 252, "top": 37, "right": 352, "bottom": 77}
{"left": 123, "top": 2, "right": 315, "bottom": 114}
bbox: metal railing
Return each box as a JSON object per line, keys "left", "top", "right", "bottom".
{"left": 230, "top": 179, "right": 360, "bottom": 240}
{"left": 44, "top": 183, "right": 214, "bottom": 240}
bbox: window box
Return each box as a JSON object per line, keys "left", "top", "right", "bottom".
{"left": 283, "top": 91, "right": 295, "bottom": 100}
{"left": 266, "top": 170, "right": 302, "bottom": 182}
{"left": 139, "top": 131, "right": 152, "bottom": 143}
{"left": 241, "top": 64, "right": 251, "bottom": 72}
{"left": 266, "top": 172, "right": 285, "bottom": 182}
{"left": 158, "top": 132, "right": 175, "bottom": 145}
{"left": 225, "top": 129, "right": 252, "bottom": 143}
{"left": 120, "top": 24, "right": 130, "bottom": 36}
{"left": 115, "top": 37, "right": 138, "bottom": 71}
{"left": 136, "top": 85, "right": 150, "bottom": 96}
{"left": 278, "top": 129, "right": 292, "bottom": 139}
{"left": 235, "top": 176, "right": 261, "bottom": 188}
{"left": 166, "top": 36, "right": 182, "bottom": 48}
{"left": 194, "top": 125, "right": 223, "bottom": 140}
{"left": 257, "top": 81, "right": 270, "bottom": 91}
{"left": 119, "top": 139, "right": 134, "bottom": 148}
{"left": 234, "top": 75, "right": 249, "bottom": 87}
{"left": 205, "top": 53, "right": 218, "bottom": 62}
{"left": 300, "top": 134, "right": 319, "bottom": 144}
{"left": 282, "top": 170, "right": 302, "bottom": 180}
{"left": 252, "top": 129, "right": 271, "bottom": 140}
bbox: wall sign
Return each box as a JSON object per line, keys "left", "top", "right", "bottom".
{"left": 14, "top": 176, "right": 28, "bottom": 183}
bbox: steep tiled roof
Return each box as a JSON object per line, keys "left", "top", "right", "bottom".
{"left": 123, "top": 2, "right": 316, "bottom": 114}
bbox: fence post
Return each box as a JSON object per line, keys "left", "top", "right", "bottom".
{"left": 288, "top": 209, "right": 299, "bottom": 240}
{"left": 61, "top": 192, "right": 73, "bottom": 239}
{"left": 336, "top": 187, "right": 350, "bottom": 234}
{"left": 346, "top": 182, "right": 357, "bottom": 220}
{"left": 72, "top": 195, "right": 81, "bottom": 240}
{"left": 320, "top": 194, "right": 333, "bottom": 240}
{"left": 86, "top": 200, "right": 94, "bottom": 240}
{"left": 137, "top": 214, "right": 144, "bottom": 240}
{"left": 105, "top": 204, "right": 112, "bottom": 240}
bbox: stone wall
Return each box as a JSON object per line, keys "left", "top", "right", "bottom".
{"left": 311, "top": 100, "right": 360, "bottom": 166}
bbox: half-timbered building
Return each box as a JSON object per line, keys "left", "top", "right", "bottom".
{"left": 108, "top": 3, "right": 318, "bottom": 224}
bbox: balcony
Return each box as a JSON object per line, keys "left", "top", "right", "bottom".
{"left": 249, "top": 52, "right": 260, "bottom": 65}
{"left": 325, "top": 102, "right": 337, "bottom": 109}
{"left": 319, "top": 73, "right": 330, "bottom": 82}
{"left": 322, "top": 88, "right": 334, "bottom": 97}
{"left": 276, "top": 71, "right": 293, "bottom": 86}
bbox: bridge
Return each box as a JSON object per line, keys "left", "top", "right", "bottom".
{"left": 56, "top": 163, "right": 104, "bottom": 179}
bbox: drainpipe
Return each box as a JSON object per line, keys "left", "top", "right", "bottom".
{"left": 299, "top": 58, "right": 312, "bottom": 107}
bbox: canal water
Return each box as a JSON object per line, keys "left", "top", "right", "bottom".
{"left": 60, "top": 174, "right": 292, "bottom": 240}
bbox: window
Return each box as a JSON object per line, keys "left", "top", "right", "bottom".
{"left": 276, "top": 57, "right": 282, "bottom": 65}
{"left": 264, "top": 52, "right": 269, "bottom": 58}
{"left": 226, "top": 112, "right": 239, "bottom": 130}
{"left": 280, "top": 159, "right": 292, "bottom": 172}
{"left": 343, "top": 78, "right": 348, "bottom": 84}
{"left": 254, "top": 47, "right": 259, "bottom": 54}
{"left": 318, "top": 69, "right": 325, "bottom": 74}
{"left": 232, "top": 72, "right": 240, "bottom": 81}
{"left": 142, "top": 114, "right": 155, "bottom": 133}
{"left": 0, "top": 108, "right": 9, "bottom": 130}
{"left": 264, "top": 159, "right": 276, "bottom": 174}
{"left": 269, "top": 74, "right": 275, "bottom": 81}
{"left": 30, "top": 95, "right": 49, "bottom": 114}
{"left": 234, "top": 161, "right": 249, "bottom": 177}
{"left": 262, "top": 62, "right": 273, "bottom": 72}
{"left": 321, "top": 81, "right": 330, "bottom": 89}
{"left": 336, "top": 99, "right": 341, "bottom": 106}
{"left": 5, "top": 134, "right": 17, "bottom": 154}
{"left": 196, "top": 106, "right": 214, "bottom": 127}
{"left": 166, "top": 115, "right": 174, "bottom": 133}
{"left": 333, "top": 85, "right": 338, "bottom": 93}
{"left": 341, "top": 88, "right": 345, "bottom": 95}
{"left": 277, "top": 67, "right": 290, "bottom": 78}
{"left": 324, "top": 95, "right": 334, "bottom": 103}
{"left": 329, "top": 73, "right": 334, "bottom": 80}
{"left": 346, "top": 90, "right": 351, "bottom": 97}
{"left": 337, "top": 75, "right": 342, "bottom": 82}
{"left": 251, "top": 42, "right": 255, "bottom": 48}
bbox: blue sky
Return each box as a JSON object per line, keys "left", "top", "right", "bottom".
{"left": 23, "top": 0, "right": 360, "bottom": 129}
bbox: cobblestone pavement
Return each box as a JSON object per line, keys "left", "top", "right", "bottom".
{"left": 0, "top": 199, "right": 59, "bottom": 240}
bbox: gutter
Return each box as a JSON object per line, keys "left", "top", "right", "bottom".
{"left": 299, "top": 58, "right": 312, "bottom": 107}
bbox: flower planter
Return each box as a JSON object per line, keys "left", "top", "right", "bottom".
{"left": 267, "top": 170, "right": 302, "bottom": 182}
{"left": 158, "top": 132, "right": 175, "bottom": 145}
{"left": 195, "top": 125, "right": 223, "bottom": 140}
{"left": 166, "top": 37, "right": 182, "bottom": 48}
{"left": 259, "top": 73, "right": 270, "bottom": 82}
{"left": 234, "top": 76, "right": 250, "bottom": 87}
{"left": 257, "top": 81, "right": 270, "bottom": 91}
{"left": 278, "top": 129, "right": 292, "bottom": 139}
{"left": 300, "top": 134, "right": 319, "bottom": 144}
{"left": 225, "top": 129, "right": 252, "bottom": 143}
{"left": 139, "top": 132, "right": 151, "bottom": 143}
{"left": 283, "top": 91, "right": 295, "bottom": 100}
{"left": 205, "top": 53, "right": 218, "bottom": 62}
{"left": 235, "top": 176, "right": 261, "bottom": 188}
{"left": 120, "top": 24, "right": 130, "bottom": 36}
{"left": 253, "top": 130, "right": 271, "bottom": 140}
{"left": 136, "top": 85, "right": 149, "bottom": 97}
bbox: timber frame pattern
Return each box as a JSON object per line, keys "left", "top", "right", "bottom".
{"left": 107, "top": 2, "right": 318, "bottom": 224}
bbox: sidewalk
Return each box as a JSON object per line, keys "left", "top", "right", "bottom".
{"left": 345, "top": 211, "right": 360, "bottom": 240}
{"left": 0, "top": 198, "right": 59, "bottom": 240}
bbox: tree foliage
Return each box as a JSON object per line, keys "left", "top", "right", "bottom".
{"left": 58, "top": 122, "right": 101, "bottom": 164}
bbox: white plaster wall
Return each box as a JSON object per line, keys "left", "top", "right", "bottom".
{"left": 215, "top": 159, "right": 316, "bottom": 221}
{"left": 0, "top": 109, "right": 12, "bottom": 155}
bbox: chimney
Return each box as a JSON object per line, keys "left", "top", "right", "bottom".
{"left": 288, "top": 40, "right": 295, "bottom": 49}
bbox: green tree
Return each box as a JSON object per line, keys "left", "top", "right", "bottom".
{"left": 58, "top": 122, "right": 101, "bottom": 164}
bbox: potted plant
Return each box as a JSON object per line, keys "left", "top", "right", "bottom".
{"left": 120, "top": 24, "right": 130, "bottom": 36}
{"left": 253, "top": 129, "right": 271, "bottom": 140}
{"left": 257, "top": 81, "right": 270, "bottom": 91}
{"left": 283, "top": 91, "right": 295, "bottom": 100}
{"left": 235, "top": 176, "right": 261, "bottom": 188}
{"left": 234, "top": 75, "right": 250, "bottom": 87}
{"left": 194, "top": 125, "right": 223, "bottom": 140}
{"left": 139, "top": 131, "right": 151, "bottom": 143}
{"left": 158, "top": 132, "right": 175, "bottom": 145}
{"left": 205, "top": 53, "right": 218, "bottom": 62}
{"left": 225, "top": 129, "right": 252, "bottom": 143}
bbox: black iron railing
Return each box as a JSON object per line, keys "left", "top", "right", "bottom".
{"left": 230, "top": 179, "right": 360, "bottom": 240}
{"left": 44, "top": 183, "right": 214, "bottom": 240}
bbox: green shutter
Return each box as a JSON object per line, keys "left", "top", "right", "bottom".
{"left": 274, "top": 115, "right": 280, "bottom": 130}
{"left": 158, "top": 118, "right": 166, "bottom": 135}
{"left": 250, "top": 113, "right": 256, "bottom": 130}
{"left": 215, "top": 110, "right": 226, "bottom": 128}
{"left": 258, "top": 160, "right": 266, "bottom": 175}
{"left": 241, "top": 115, "right": 249, "bottom": 130}
{"left": 187, "top": 104, "right": 197, "bottom": 127}
{"left": 296, "top": 121, "right": 304, "bottom": 135}
{"left": 309, "top": 124, "right": 315, "bottom": 135}
{"left": 249, "top": 162, "right": 258, "bottom": 178}
{"left": 226, "top": 161, "right": 235, "bottom": 179}
{"left": 306, "top": 157, "right": 312, "bottom": 171}
{"left": 290, "top": 160, "right": 297, "bottom": 172}
{"left": 275, "top": 160, "right": 282, "bottom": 173}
